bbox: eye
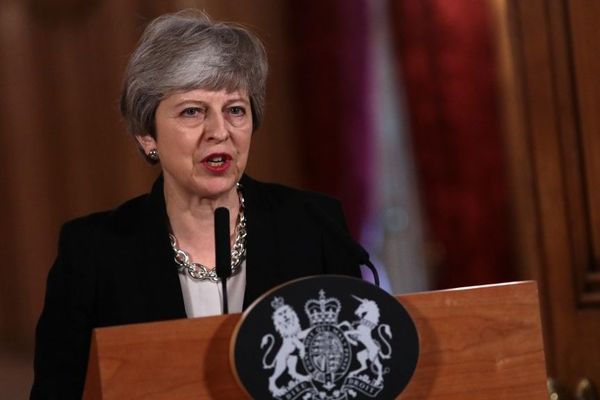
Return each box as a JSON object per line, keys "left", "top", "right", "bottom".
{"left": 228, "top": 106, "right": 246, "bottom": 117}
{"left": 180, "top": 107, "right": 204, "bottom": 117}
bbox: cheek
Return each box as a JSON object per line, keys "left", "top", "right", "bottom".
{"left": 157, "top": 131, "right": 195, "bottom": 156}
{"left": 236, "top": 135, "right": 252, "bottom": 160}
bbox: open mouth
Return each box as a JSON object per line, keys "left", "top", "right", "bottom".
{"left": 202, "top": 153, "right": 232, "bottom": 171}
{"left": 206, "top": 155, "right": 227, "bottom": 166}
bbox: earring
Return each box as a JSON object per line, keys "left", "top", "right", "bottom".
{"left": 148, "top": 149, "right": 159, "bottom": 162}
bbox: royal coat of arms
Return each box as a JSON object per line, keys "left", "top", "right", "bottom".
{"left": 232, "top": 276, "right": 418, "bottom": 400}
{"left": 260, "top": 290, "right": 393, "bottom": 400}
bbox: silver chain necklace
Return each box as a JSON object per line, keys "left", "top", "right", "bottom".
{"left": 169, "top": 186, "right": 247, "bottom": 282}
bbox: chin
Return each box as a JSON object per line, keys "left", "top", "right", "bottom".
{"left": 195, "top": 176, "right": 238, "bottom": 198}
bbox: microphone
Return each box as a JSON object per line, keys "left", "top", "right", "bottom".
{"left": 305, "top": 201, "right": 380, "bottom": 287}
{"left": 214, "top": 207, "right": 231, "bottom": 314}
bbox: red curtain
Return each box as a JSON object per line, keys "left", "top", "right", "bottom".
{"left": 390, "top": 0, "right": 514, "bottom": 288}
{"left": 286, "top": 0, "right": 373, "bottom": 237}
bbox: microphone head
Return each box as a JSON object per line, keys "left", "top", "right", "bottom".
{"left": 214, "top": 207, "right": 232, "bottom": 279}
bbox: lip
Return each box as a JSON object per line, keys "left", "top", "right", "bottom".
{"left": 201, "top": 153, "right": 233, "bottom": 174}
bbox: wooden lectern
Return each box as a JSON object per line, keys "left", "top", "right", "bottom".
{"left": 83, "top": 281, "right": 548, "bottom": 399}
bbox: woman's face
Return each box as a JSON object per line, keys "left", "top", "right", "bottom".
{"left": 137, "top": 88, "right": 252, "bottom": 200}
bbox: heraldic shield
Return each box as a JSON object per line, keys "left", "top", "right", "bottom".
{"left": 231, "top": 275, "right": 419, "bottom": 400}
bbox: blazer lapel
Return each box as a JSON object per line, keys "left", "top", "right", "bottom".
{"left": 241, "top": 175, "right": 284, "bottom": 308}
{"left": 137, "top": 176, "right": 187, "bottom": 320}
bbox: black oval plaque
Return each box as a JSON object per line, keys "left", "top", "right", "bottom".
{"left": 231, "top": 275, "right": 419, "bottom": 399}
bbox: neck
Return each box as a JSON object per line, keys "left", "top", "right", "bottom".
{"left": 164, "top": 181, "right": 240, "bottom": 267}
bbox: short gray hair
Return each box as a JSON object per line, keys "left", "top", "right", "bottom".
{"left": 120, "top": 9, "right": 268, "bottom": 136}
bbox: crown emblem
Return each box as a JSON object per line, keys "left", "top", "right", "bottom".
{"left": 304, "top": 290, "right": 341, "bottom": 326}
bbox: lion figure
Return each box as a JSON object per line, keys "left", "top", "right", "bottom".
{"left": 261, "top": 302, "right": 311, "bottom": 396}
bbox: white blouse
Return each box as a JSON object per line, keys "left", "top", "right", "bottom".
{"left": 177, "top": 260, "right": 246, "bottom": 318}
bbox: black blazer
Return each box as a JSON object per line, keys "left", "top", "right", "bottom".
{"left": 31, "top": 175, "right": 362, "bottom": 399}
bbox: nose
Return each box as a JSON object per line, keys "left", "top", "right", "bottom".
{"left": 205, "top": 112, "right": 229, "bottom": 142}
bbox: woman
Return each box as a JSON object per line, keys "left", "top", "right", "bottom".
{"left": 31, "top": 9, "right": 362, "bottom": 399}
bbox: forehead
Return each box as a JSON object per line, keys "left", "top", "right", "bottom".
{"left": 162, "top": 87, "right": 249, "bottom": 103}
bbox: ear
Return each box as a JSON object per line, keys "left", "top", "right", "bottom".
{"left": 135, "top": 133, "right": 157, "bottom": 155}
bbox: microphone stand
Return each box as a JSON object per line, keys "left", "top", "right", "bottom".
{"left": 220, "top": 275, "right": 229, "bottom": 314}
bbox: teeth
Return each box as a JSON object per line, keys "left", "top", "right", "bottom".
{"left": 206, "top": 156, "right": 226, "bottom": 166}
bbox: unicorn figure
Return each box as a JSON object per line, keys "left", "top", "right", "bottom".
{"left": 338, "top": 296, "right": 392, "bottom": 387}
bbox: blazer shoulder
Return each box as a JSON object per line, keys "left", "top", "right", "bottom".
{"left": 59, "top": 192, "right": 151, "bottom": 240}
{"left": 242, "top": 175, "right": 342, "bottom": 211}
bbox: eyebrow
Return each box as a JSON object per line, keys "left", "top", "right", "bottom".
{"left": 173, "top": 97, "right": 250, "bottom": 108}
